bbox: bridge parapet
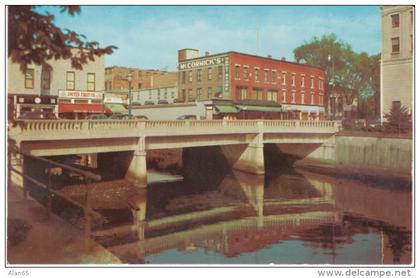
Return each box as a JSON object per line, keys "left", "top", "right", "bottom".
{"left": 9, "top": 120, "right": 340, "bottom": 142}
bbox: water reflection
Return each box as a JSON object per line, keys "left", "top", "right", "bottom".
{"left": 101, "top": 163, "right": 411, "bottom": 265}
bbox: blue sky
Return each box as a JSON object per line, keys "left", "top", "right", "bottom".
{"left": 39, "top": 5, "right": 381, "bottom": 70}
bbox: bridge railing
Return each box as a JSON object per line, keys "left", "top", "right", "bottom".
{"left": 10, "top": 119, "right": 340, "bottom": 140}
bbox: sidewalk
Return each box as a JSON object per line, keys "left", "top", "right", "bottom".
{"left": 7, "top": 185, "right": 121, "bottom": 265}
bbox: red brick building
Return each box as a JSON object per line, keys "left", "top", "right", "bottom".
{"left": 178, "top": 49, "right": 326, "bottom": 119}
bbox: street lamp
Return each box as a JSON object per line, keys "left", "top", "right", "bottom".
{"left": 127, "top": 72, "right": 132, "bottom": 118}
{"left": 328, "top": 55, "right": 336, "bottom": 120}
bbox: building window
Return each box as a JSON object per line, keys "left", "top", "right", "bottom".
{"left": 311, "top": 93, "right": 314, "bottom": 105}
{"left": 291, "top": 92, "right": 296, "bottom": 103}
{"left": 271, "top": 70, "right": 276, "bottom": 83}
{"left": 157, "top": 90, "right": 161, "bottom": 100}
{"left": 66, "top": 71, "right": 75, "bottom": 90}
{"left": 392, "top": 101, "right": 401, "bottom": 110}
{"left": 208, "top": 68, "right": 212, "bottom": 81}
{"left": 311, "top": 77, "right": 314, "bottom": 89}
{"left": 391, "top": 14, "right": 400, "bottom": 28}
{"left": 196, "top": 88, "right": 202, "bottom": 99}
{"left": 411, "top": 35, "right": 413, "bottom": 53}
{"left": 87, "top": 73, "right": 95, "bottom": 91}
{"left": 282, "top": 73, "right": 286, "bottom": 85}
{"left": 182, "top": 72, "right": 186, "bottom": 84}
{"left": 188, "top": 89, "right": 193, "bottom": 100}
{"left": 41, "top": 68, "right": 50, "bottom": 90}
{"left": 171, "top": 91, "right": 175, "bottom": 99}
{"left": 301, "top": 93, "right": 305, "bottom": 104}
{"left": 291, "top": 74, "right": 296, "bottom": 87}
{"left": 267, "top": 90, "right": 278, "bottom": 102}
{"left": 235, "top": 65, "right": 240, "bottom": 79}
{"left": 392, "top": 37, "right": 400, "bottom": 53}
{"left": 254, "top": 68, "right": 259, "bottom": 82}
{"left": 282, "top": 90, "right": 286, "bottom": 102}
{"left": 243, "top": 67, "right": 249, "bottom": 80}
{"left": 319, "top": 95, "right": 323, "bottom": 105}
{"left": 24, "top": 68, "right": 34, "bottom": 89}
{"left": 264, "top": 70, "right": 269, "bottom": 83}
{"left": 318, "top": 79, "right": 322, "bottom": 90}
{"left": 301, "top": 76, "right": 305, "bottom": 87}
{"left": 138, "top": 83, "right": 142, "bottom": 89}
{"left": 252, "top": 88, "right": 263, "bottom": 100}
{"left": 237, "top": 87, "right": 247, "bottom": 100}
{"left": 188, "top": 71, "right": 193, "bottom": 83}
{"left": 164, "top": 89, "right": 168, "bottom": 99}
{"left": 218, "top": 66, "right": 223, "bottom": 80}
{"left": 197, "top": 69, "right": 202, "bottom": 82}
{"left": 208, "top": 87, "right": 212, "bottom": 99}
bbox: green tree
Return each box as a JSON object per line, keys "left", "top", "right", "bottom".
{"left": 8, "top": 5, "right": 117, "bottom": 73}
{"left": 294, "top": 33, "right": 348, "bottom": 86}
{"left": 294, "top": 34, "right": 379, "bottom": 108}
{"left": 384, "top": 105, "right": 412, "bottom": 133}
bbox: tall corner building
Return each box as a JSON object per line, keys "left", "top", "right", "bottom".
{"left": 381, "top": 6, "right": 414, "bottom": 117}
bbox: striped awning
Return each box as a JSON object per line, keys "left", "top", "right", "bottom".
{"left": 214, "top": 105, "right": 239, "bottom": 114}
{"left": 106, "top": 104, "right": 127, "bottom": 114}
{"left": 236, "top": 105, "right": 284, "bottom": 113}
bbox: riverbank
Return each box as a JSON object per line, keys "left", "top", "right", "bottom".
{"left": 295, "top": 133, "right": 413, "bottom": 187}
{"left": 7, "top": 185, "right": 121, "bottom": 264}
{"left": 294, "top": 158, "right": 412, "bottom": 188}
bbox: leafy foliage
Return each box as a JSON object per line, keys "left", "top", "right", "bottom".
{"left": 384, "top": 105, "right": 412, "bottom": 133}
{"left": 8, "top": 6, "right": 117, "bottom": 73}
{"left": 294, "top": 34, "right": 379, "bottom": 106}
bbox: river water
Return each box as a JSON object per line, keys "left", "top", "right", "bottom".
{"left": 103, "top": 160, "right": 412, "bottom": 265}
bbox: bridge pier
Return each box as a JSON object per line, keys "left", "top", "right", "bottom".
{"left": 125, "top": 149, "right": 147, "bottom": 188}
{"left": 221, "top": 133, "right": 265, "bottom": 175}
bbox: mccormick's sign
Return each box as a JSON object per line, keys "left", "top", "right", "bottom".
{"left": 179, "top": 56, "right": 226, "bottom": 70}
{"left": 59, "top": 90, "right": 103, "bottom": 100}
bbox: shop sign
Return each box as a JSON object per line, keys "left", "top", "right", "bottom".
{"left": 59, "top": 90, "right": 103, "bottom": 100}
{"left": 104, "top": 94, "right": 126, "bottom": 104}
{"left": 179, "top": 56, "right": 226, "bottom": 70}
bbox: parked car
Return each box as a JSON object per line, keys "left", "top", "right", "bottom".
{"left": 134, "top": 115, "right": 148, "bottom": 120}
{"left": 144, "top": 100, "right": 155, "bottom": 105}
{"left": 157, "top": 100, "right": 169, "bottom": 104}
{"left": 86, "top": 114, "right": 108, "bottom": 120}
{"left": 173, "top": 98, "right": 184, "bottom": 103}
{"left": 366, "top": 118, "right": 383, "bottom": 132}
{"left": 18, "top": 111, "right": 57, "bottom": 120}
{"left": 176, "top": 115, "right": 197, "bottom": 120}
{"left": 108, "top": 114, "right": 149, "bottom": 120}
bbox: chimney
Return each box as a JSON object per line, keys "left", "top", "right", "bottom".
{"left": 281, "top": 57, "right": 286, "bottom": 61}
{"left": 205, "top": 51, "right": 209, "bottom": 56}
{"left": 178, "top": 49, "right": 199, "bottom": 61}
{"left": 267, "top": 55, "right": 272, "bottom": 59}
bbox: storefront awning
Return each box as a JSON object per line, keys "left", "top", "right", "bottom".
{"left": 58, "top": 103, "right": 112, "bottom": 114}
{"left": 214, "top": 105, "right": 239, "bottom": 114}
{"left": 236, "top": 105, "right": 284, "bottom": 113}
{"left": 106, "top": 104, "right": 127, "bottom": 114}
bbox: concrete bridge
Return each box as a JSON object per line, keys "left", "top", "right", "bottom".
{"left": 9, "top": 119, "right": 341, "bottom": 188}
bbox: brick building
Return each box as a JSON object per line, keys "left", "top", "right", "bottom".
{"left": 105, "top": 66, "right": 178, "bottom": 93}
{"left": 178, "top": 49, "right": 326, "bottom": 119}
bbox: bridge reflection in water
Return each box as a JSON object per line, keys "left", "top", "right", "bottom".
{"left": 94, "top": 165, "right": 411, "bottom": 265}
